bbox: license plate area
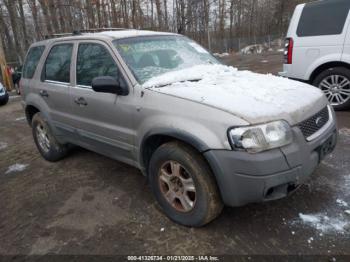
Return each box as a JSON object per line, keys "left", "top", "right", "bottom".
{"left": 318, "top": 132, "right": 337, "bottom": 162}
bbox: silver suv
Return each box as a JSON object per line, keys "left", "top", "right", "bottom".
{"left": 21, "top": 29, "right": 337, "bottom": 227}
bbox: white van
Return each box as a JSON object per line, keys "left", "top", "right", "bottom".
{"left": 280, "top": 0, "right": 350, "bottom": 110}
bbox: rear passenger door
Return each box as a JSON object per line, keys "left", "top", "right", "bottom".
{"left": 39, "top": 42, "right": 74, "bottom": 135}
{"left": 69, "top": 41, "right": 136, "bottom": 165}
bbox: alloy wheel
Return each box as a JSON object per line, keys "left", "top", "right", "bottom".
{"left": 36, "top": 124, "right": 50, "bottom": 153}
{"left": 319, "top": 75, "right": 350, "bottom": 106}
{"left": 158, "top": 160, "right": 196, "bottom": 213}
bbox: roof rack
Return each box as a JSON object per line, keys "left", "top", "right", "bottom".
{"left": 44, "top": 33, "right": 76, "bottom": 39}
{"left": 44, "top": 28, "right": 130, "bottom": 39}
{"left": 79, "top": 28, "right": 129, "bottom": 33}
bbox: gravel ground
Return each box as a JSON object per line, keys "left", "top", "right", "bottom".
{"left": 0, "top": 53, "right": 349, "bottom": 258}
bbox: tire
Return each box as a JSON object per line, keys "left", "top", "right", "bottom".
{"left": 313, "top": 67, "right": 350, "bottom": 111}
{"left": 0, "top": 93, "right": 9, "bottom": 106}
{"left": 32, "top": 112, "right": 69, "bottom": 162}
{"left": 148, "top": 141, "right": 223, "bottom": 227}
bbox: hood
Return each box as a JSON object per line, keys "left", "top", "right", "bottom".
{"left": 143, "top": 64, "right": 327, "bottom": 125}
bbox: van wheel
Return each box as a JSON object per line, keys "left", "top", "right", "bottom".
{"left": 148, "top": 141, "right": 223, "bottom": 227}
{"left": 313, "top": 67, "right": 350, "bottom": 111}
{"left": 32, "top": 112, "right": 69, "bottom": 162}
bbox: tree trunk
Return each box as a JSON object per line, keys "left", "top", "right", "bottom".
{"left": 47, "top": 0, "right": 60, "bottom": 33}
{"left": 154, "top": 0, "right": 163, "bottom": 29}
{"left": 27, "top": 0, "right": 42, "bottom": 39}
{"left": 163, "top": 0, "right": 168, "bottom": 30}
{"left": 3, "top": 0, "right": 25, "bottom": 61}
{"left": 18, "top": 0, "right": 30, "bottom": 51}
{"left": 37, "top": 0, "right": 54, "bottom": 35}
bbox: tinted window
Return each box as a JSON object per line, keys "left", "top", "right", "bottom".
{"left": 77, "top": 43, "right": 119, "bottom": 86}
{"left": 297, "top": 0, "right": 350, "bottom": 37}
{"left": 43, "top": 44, "right": 73, "bottom": 83}
{"left": 22, "top": 46, "right": 45, "bottom": 79}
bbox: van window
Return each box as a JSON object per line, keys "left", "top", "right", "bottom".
{"left": 22, "top": 46, "right": 45, "bottom": 79}
{"left": 76, "top": 43, "right": 120, "bottom": 86}
{"left": 43, "top": 44, "right": 73, "bottom": 83}
{"left": 297, "top": 0, "right": 350, "bottom": 37}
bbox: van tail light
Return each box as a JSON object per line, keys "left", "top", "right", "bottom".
{"left": 284, "top": 38, "right": 293, "bottom": 64}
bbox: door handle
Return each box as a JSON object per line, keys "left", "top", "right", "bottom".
{"left": 74, "top": 97, "right": 88, "bottom": 106}
{"left": 39, "top": 90, "right": 49, "bottom": 98}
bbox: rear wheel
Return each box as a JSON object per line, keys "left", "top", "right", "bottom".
{"left": 313, "top": 67, "right": 350, "bottom": 111}
{"left": 148, "top": 141, "right": 223, "bottom": 227}
{"left": 32, "top": 112, "right": 69, "bottom": 162}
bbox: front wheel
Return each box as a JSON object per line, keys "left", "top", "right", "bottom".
{"left": 313, "top": 67, "right": 350, "bottom": 111}
{"left": 148, "top": 141, "right": 223, "bottom": 227}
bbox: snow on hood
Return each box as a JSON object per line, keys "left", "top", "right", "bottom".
{"left": 143, "top": 64, "right": 327, "bottom": 125}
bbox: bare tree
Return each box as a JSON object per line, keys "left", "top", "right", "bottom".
{"left": 0, "top": 0, "right": 315, "bottom": 63}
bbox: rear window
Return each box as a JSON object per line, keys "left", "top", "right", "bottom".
{"left": 43, "top": 44, "right": 73, "bottom": 83}
{"left": 297, "top": 0, "right": 350, "bottom": 37}
{"left": 22, "top": 46, "right": 45, "bottom": 79}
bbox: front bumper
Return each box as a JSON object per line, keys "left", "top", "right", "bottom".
{"left": 204, "top": 113, "right": 337, "bottom": 207}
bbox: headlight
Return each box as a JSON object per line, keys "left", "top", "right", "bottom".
{"left": 228, "top": 120, "right": 293, "bottom": 153}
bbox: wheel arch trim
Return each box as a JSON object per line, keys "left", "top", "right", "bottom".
{"left": 139, "top": 128, "right": 211, "bottom": 173}
{"left": 309, "top": 61, "right": 350, "bottom": 83}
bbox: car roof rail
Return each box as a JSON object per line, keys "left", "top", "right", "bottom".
{"left": 44, "top": 33, "right": 76, "bottom": 39}
{"left": 44, "top": 28, "right": 130, "bottom": 39}
{"left": 79, "top": 28, "right": 130, "bottom": 33}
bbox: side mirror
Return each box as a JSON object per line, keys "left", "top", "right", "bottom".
{"left": 91, "top": 76, "right": 129, "bottom": 96}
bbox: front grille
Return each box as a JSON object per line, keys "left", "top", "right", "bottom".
{"left": 298, "top": 106, "right": 329, "bottom": 139}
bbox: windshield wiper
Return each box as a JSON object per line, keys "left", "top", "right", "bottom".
{"left": 148, "top": 78, "right": 202, "bottom": 88}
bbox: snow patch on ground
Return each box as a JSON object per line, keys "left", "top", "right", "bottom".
{"left": 336, "top": 199, "right": 349, "bottom": 207}
{"left": 144, "top": 64, "right": 325, "bottom": 124}
{"left": 339, "top": 128, "right": 350, "bottom": 142}
{"left": 0, "top": 142, "right": 8, "bottom": 150}
{"left": 9, "top": 95, "right": 21, "bottom": 100}
{"left": 213, "top": 52, "right": 230, "bottom": 58}
{"left": 5, "top": 164, "right": 28, "bottom": 174}
{"left": 240, "top": 44, "right": 265, "bottom": 54}
{"left": 339, "top": 128, "right": 350, "bottom": 137}
{"left": 321, "top": 160, "right": 340, "bottom": 170}
{"left": 15, "top": 116, "right": 26, "bottom": 121}
{"left": 298, "top": 213, "right": 349, "bottom": 233}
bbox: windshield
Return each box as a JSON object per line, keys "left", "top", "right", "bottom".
{"left": 113, "top": 35, "right": 220, "bottom": 84}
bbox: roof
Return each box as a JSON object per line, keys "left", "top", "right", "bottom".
{"left": 32, "top": 29, "right": 178, "bottom": 46}
{"left": 94, "top": 29, "right": 177, "bottom": 39}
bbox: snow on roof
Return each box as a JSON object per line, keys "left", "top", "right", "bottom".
{"left": 95, "top": 30, "right": 177, "bottom": 39}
